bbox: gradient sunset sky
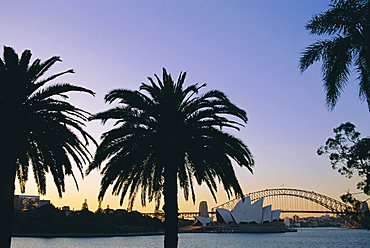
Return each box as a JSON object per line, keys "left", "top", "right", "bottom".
{"left": 3, "top": 0, "right": 370, "bottom": 212}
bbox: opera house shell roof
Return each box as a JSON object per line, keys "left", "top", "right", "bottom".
{"left": 216, "top": 197, "right": 281, "bottom": 225}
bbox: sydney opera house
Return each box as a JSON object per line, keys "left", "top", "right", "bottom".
{"left": 195, "top": 197, "right": 281, "bottom": 227}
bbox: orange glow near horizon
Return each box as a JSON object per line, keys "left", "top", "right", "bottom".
{"left": 14, "top": 167, "right": 362, "bottom": 214}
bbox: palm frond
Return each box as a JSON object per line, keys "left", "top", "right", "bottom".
{"left": 321, "top": 36, "right": 353, "bottom": 109}
{"left": 29, "top": 83, "right": 95, "bottom": 101}
{"left": 3, "top": 46, "right": 19, "bottom": 72}
{"left": 32, "top": 69, "right": 75, "bottom": 92}
{"left": 355, "top": 53, "right": 370, "bottom": 108}
{"left": 30, "top": 56, "right": 62, "bottom": 83}
{"left": 300, "top": 40, "right": 329, "bottom": 71}
{"left": 307, "top": 0, "right": 365, "bottom": 35}
{"left": 19, "top": 50, "right": 32, "bottom": 72}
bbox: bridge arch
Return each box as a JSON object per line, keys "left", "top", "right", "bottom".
{"left": 212, "top": 188, "right": 354, "bottom": 213}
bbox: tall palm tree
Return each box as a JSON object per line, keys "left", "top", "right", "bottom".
{"left": 88, "top": 68, "right": 254, "bottom": 248}
{"left": 299, "top": 0, "right": 370, "bottom": 110}
{"left": 0, "top": 46, "right": 95, "bottom": 248}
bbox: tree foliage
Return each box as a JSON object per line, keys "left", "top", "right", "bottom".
{"left": 300, "top": 0, "right": 370, "bottom": 110}
{"left": 340, "top": 192, "right": 370, "bottom": 229}
{"left": 13, "top": 204, "right": 163, "bottom": 235}
{"left": 0, "top": 46, "right": 95, "bottom": 196}
{"left": 89, "top": 68, "right": 254, "bottom": 209}
{"left": 317, "top": 122, "right": 370, "bottom": 195}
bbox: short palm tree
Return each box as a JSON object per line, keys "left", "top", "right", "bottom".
{"left": 0, "top": 46, "right": 95, "bottom": 248}
{"left": 88, "top": 68, "right": 254, "bottom": 248}
{"left": 299, "top": 0, "right": 370, "bottom": 110}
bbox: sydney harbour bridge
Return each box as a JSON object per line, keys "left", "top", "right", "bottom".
{"left": 143, "top": 188, "right": 357, "bottom": 219}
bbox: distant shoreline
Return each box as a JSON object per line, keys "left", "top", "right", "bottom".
{"left": 13, "top": 228, "right": 296, "bottom": 238}
{"left": 13, "top": 232, "right": 165, "bottom": 238}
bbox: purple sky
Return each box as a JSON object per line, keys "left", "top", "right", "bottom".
{"left": 3, "top": 0, "right": 369, "bottom": 211}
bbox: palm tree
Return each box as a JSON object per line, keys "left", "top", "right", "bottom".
{"left": 299, "top": 0, "right": 370, "bottom": 110}
{"left": 0, "top": 46, "right": 95, "bottom": 248}
{"left": 88, "top": 68, "right": 254, "bottom": 248}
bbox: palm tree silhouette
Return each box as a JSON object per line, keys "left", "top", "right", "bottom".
{"left": 0, "top": 46, "right": 95, "bottom": 248}
{"left": 300, "top": 0, "right": 370, "bottom": 110}
{"left": 88, "top": 68, "right": 254, "bottom": 248}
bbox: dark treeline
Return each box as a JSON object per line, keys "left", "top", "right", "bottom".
{"left": 12, "top": 204, "right": 163, "bottom": 235}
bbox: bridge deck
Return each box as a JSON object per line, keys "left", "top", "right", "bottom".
{"left": 143, "top": 210, "right": 347, "bottom": 219}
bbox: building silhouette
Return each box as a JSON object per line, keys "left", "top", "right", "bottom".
{"left": 81, "top": 199, "right": 89, "bottom": 211}
{"left": 199, "top": 201, "right": 209, "bottom": 218}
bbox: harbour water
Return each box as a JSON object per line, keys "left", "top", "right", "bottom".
{"left": 11, "top": 228, "right": 370, "bottom": 248}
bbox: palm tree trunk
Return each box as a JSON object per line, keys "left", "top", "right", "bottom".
{"left": 0, "top": 150, "right": 17, "bottom": 248}
{"left": 0, "top": 120, "right": 21, "bottom": 248}
{"left": 163, "top": 163, "right": 178, "bottom": 248}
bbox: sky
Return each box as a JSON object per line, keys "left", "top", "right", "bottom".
{"left": 2, "top": 0, "right": 370, "bottom": 212}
